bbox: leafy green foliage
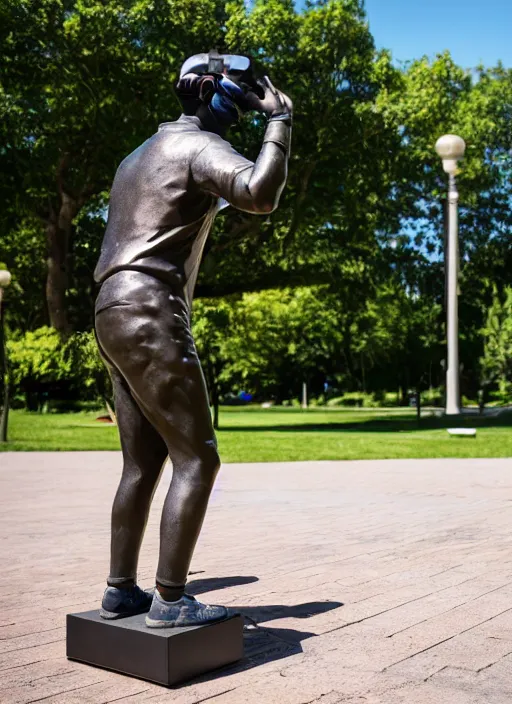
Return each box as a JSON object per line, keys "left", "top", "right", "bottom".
{"left": 480, "top": 287, "right": 512, "bottom": 401}
{"left": 66, "top": 329, "right": 112, "bottom": 402}
{"left": 0, "top": 0, "right": 226, "bottom": 331}
{"left": 1, "top": 0, "right": 511, "bottom": 406}
{"left": 203, "top": 0, "right": 400, "bottom": 300}
{"left": 7, "top": 326, "right": 110, "bottom": 407}
{"left": 1, "top": 0, "right": 403, "bottom": 328}
{"left": 193, "top": 287, "right": 343, "bottom": 402}
{"left": 192, "top": 297, "right": 234, "bottom": 427}
{"left": 7, "top": 327, "right": 72, "bottom": 389}
{"left": 5, "top": 326, "right": 68, "bottom": 415}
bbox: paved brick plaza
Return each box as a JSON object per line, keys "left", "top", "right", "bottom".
{"left": 1, "top": 453, "right": 512, "bottom": 703}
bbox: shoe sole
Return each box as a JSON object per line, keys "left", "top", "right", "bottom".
{"left": 145, "top": 614, "right": 228, "bottom": 628}
{"left": 99, "top": 604, "right": 152, "bottom": 620}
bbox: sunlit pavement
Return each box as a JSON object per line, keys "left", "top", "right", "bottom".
{"left": 1, "top": 453, "right": 512, "bottom": 703}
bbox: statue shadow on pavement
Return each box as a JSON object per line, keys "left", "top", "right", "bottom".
{"left": 186, "top": 575, "right": 344, "bottom": 680}
{"left": 187, "top": 574, "right": 259, "bottom": 595}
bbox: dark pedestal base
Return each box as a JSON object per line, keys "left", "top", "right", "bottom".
{"left": 66, "top": 610, "right": 244, "bottom": 687}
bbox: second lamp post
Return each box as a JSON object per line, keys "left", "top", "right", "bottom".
{"left": 435, "top": 134, "right": 466, "bottom": 416}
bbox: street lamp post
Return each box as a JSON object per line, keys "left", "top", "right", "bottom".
{"left": 435, "top": 135, "right": 466, "bottom": 416}
{"left": 0, "top": 269, "right": 12, "bottom": 442}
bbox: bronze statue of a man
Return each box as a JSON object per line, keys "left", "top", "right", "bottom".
{"left": 94, "top": 52, "right": 292, "bottom": 627}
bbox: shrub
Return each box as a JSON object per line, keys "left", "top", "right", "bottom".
{"left": 326, "top": 392, "right": 375, "bottom": 408}
{"left": 7, "top": 327, "right": 111, "bottom": 410}
{"left": 309, "top": 395, "right": 326, "bottom": 407}
{"left": 7, "top": 327, "right": 72, "bottom": 409}
{"left": 382, "top": 391, "right": 400, "bottom": 407}
{"left": 421, "top": 387, "right": 443, "bottom": 407}
{"left": 488, "top": 387, "right": 512, "bottom": 406}
{"left": 7, "top": 327, "right": 71, "bottom": 388}
{"left": 461, "top": 395, "right": 478, "bottom": 407}
{"left": 67, "top": 331, "right": 112, "bottom": 404}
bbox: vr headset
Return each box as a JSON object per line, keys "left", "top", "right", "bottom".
{"left": 177, "top": 50, "right": 265, "bottom": 124}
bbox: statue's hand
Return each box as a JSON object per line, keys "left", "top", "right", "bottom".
{"left": 247, "top": 76, "right": 293, "bottom": 119}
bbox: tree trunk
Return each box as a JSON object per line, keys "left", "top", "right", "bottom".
{"left": 478, "top": 388, "right": 485, "bottom": 415}
{"left": 46, "top": 219, "right": 70, "bottom": 334}
{"left": 45, "top": 192, "right": 78, "bottom": 336}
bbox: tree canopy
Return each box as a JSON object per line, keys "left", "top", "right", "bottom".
{"left": 1, "top": 0, "right": 511, "bottom": 405}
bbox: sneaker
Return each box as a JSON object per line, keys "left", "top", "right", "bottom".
{"left": 100, "top": 584, "right": 153, "bottom": 620}
{"left": 145, "top": 591, "right": 228, "bottom": 628}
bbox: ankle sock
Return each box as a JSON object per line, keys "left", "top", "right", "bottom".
{"left": 107, "top": 578, "right": 135, "bottom": 590}
{"left": 156, "top": 582, "right": 186, "bottom": 602}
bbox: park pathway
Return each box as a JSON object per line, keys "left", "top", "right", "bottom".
{"left": 1, "top": 454, "right": 512, "bottom": 703}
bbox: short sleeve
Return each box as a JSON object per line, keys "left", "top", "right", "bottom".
{"left": 191, "top": 136, "right": 254, "bottom": 203}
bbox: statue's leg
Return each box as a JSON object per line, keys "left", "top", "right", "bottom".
{"left": 107, "top": 365, "right": 168, "bottom": 586}
{"left": 151, "top": 370, "right": 220, "bottom": 595}
{"left": 123, "top": 335, "right": 221, "bottom": 596}
{"left": 95, "top": 272, "right": 220, "bottom": 599}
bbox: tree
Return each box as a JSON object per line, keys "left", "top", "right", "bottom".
{"left": 480, "top": 287, "right": 512, "bottom": 403}
{"left": 200, "top": 0, "right": 402, "bottom": 300}
{"left": 3, "top": 2, "right": 512, "bottom": 409}
{"left": 216, "top": 287, "right": 342, "bottom": 402}
{"left": 344, "top": 274, "right": 443, "bottom": 405}
{"left": 192, "top": 298, "right": 234, "bottom": 429}
{"left": 375, "top": 54, "right": 512, "bottom": 399}
{"left": 1, "top": 0, "right": 402, "bottom": 332}
{"left": 1, "top": 0, "right": 226, "bottom": 333}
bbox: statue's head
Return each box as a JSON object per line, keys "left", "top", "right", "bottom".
{"left": 176, "top": 51, "right": 264, "bottom": 132}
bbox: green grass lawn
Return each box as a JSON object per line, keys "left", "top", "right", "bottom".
{"left": 1, "top": 406, "right": 511, "bottom": 461}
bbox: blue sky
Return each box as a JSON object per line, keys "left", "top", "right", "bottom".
{"left": 364, "top": 0, "right": 511, "bottom": 69}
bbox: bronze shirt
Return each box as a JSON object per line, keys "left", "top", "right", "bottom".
{"left": 94, "top": 114, "right": 290, "bottom": 308}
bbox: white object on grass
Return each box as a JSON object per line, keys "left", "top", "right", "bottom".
{"left": 447, "top": 428, "right": 476, "bottom": 437}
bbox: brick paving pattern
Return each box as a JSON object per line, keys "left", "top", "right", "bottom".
{"left": 1, "top": 453, "right": 512, "bottom": 703}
